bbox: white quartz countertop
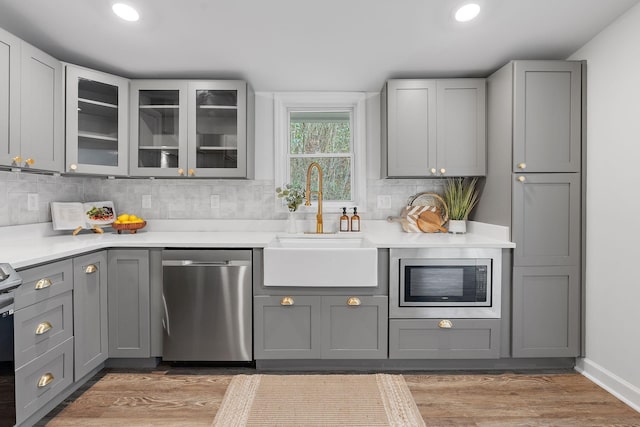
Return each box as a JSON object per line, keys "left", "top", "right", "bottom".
{"left": 0, "top": 220, "right": 514, "bottom": 269}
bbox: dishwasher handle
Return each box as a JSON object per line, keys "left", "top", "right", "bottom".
{"left": 162, "top": 260, "right": 250, "bottom": 267}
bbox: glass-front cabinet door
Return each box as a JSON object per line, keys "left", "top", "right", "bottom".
{"left": 187, "top": 81, "right": 248, "bottom": 177}
{"left": 65, "top": 65, "right": 129, "bottom": 175}
{"left": 130, "top": 80, "right": 188, "bottom": 177}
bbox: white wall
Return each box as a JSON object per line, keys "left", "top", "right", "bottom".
{"left": 570, "top": 2, "right": 640, "bottom": 410}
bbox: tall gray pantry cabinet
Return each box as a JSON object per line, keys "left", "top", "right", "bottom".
{"left": 475, "top": 60, "right": 583, "bottom": 358}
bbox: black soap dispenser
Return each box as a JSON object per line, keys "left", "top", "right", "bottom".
{"left": 340, "top": 207, "right": 350, "bottom": 232}
{"left": 350, "top": 207, "right": 360, "bottom": 232}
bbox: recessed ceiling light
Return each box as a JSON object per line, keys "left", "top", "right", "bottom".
{"left": 454, "top": 3, "right": 481, "bottom": 22}
{"left": 112, "top": 3, "right": 139, "bottom": 22}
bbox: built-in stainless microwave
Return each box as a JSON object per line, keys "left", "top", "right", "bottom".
{"left": 390, "top": 248, "right": 502, "bottom": 319}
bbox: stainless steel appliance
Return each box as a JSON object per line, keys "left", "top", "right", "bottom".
{"left": 0, "top": 263, "right": 22, "bottom": 427}
{"left": 161, "top": 250, "right": 252, "bottom": 362}
{"left": 390, "top": 248, "right": 502, "bottom": 319}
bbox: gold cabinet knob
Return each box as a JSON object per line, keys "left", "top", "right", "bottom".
{"left": 177, "top": 168, "right": 185, "bottom": 176}
{"left": 430, "top": 168, "right": 437, "bottom": 174}
{"left": 35, "top": 321, "right": 53, "bottom": 335}
{"left": 69, "top": 164, "right": 78, "bottom": 171}
{"left": 85, "top": 264, "right": 98, "bottom": 274}
{"left": 280, "top": 296, "right": 294, "bottom": 306}
{"left": 35, "top": 278, "right": 52, "bottom": 290}
{"left": 517, "top": 176, "right": 526, "bottom": 182}
{"left": 440, "top": 168, "right": 446, "bottom": 175}
{"left": 438, "top": 319, "right": 453, "bottom": 329}
{"left": 12, "top": 156, "right": 22, "bottom": 165}
{"left": 517, "top": 162, "right": 527, "bottom": 170}
{"left": 25, "top": 158, "right": 35, "bottom": 166}
{"left": 37, "top": 372, "right": 55, "bottom": 388}
{"left": 188, "top": 168, "right": 195, "bottom": 176}
{"left": 347, "top": 297, "right": 361, "bottom": 306}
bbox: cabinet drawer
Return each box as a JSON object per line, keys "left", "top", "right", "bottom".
{"left": 389, "top": 319, "right": 500, "bottom": 359}
{"left": 254, "top": 295, "right": 321, "bottom": 359}
{"left": 14, "top": 291, "right": 73, "bottom": 369}
{"left": 15, "top": 259, "right": 73, "bottom": 310}
{"left": 15, "top": 337, "right": 74, "bottom": 425}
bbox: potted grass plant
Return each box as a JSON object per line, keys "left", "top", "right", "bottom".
{"left": 443, "top": 177, "right": 479, "bottom": 234}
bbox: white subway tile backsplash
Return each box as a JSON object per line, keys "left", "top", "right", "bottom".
{"left": 0, "top": 172, "right": 448, "bottom": 226}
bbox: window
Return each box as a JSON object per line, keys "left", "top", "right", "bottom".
{"left": 274, "top": 93, "right": 366, "bottom": 212}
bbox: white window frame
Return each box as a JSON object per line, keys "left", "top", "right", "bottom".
{"left": 274, "top": 92, "right": 367, "bottom": 213}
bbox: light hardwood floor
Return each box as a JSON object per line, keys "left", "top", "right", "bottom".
{"left": 37, "top": 368, "right": 640, "bottom": 426}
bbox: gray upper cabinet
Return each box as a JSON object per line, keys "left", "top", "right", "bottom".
{"left": 0, "top": 28, "right": 63, "bottom": 172}
{"left": 383, "top": 80, "right": 437, "bottom": 178}
{"left": 513, "top": 61, "right": 581, "bottom": 173}
{"left": 0, "top": 27, "right": 21, "bottom": 168}
{"left": 436, "top": 80, "right": 486, "bottom": 177}
{"left": 73, "top": 251, "right": 108, "bottom": 380}
{"left": 65, "top": 65, "right": 129, "bottom": 176}
{"left": 381, "top": 78, "right": 486, "bottom": 178}
{"left": 188, "top": 80, "right": 253, "bottom": 178}
{"left": 107, "top": 249, "right": 150, "bottom": 358}
{"left": 130, "top": 79, "right": 254, "bottom": 178}
{"left": 512, "top": 173, "right": 580, "bottom": 267}
{"left": 130, "top": 80, "right": 189, "bottom": 177}
{"left": 19, "top": 42, "right": 63, "bottom": 172}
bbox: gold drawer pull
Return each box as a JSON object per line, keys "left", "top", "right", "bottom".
{"left": 280, "top": 296, "right": 294, "bottom": 306}
{"left": 35, "top": 321, "right": 53, "bottom": 335}
{"left": 438, "top": 319, "right": 453, "bottom": 329}
{"left": 85, "top": 264, "right": 98, "bottom": 274}
{"left": 37, "top": 372, "right": 54, "bottom": 388}
{"left": 347, "top": 297, "right": 361, "bottom": 306}
{"left": 35, "top": 278, "right": 52, "bottom": 290}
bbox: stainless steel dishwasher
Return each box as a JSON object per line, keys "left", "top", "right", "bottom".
{"left": 162, "top": 249, "right": 252, "bottom": 362}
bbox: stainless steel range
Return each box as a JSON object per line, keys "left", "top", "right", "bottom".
{"left": 0, "top": 263, "right": 23, "bottom": 427}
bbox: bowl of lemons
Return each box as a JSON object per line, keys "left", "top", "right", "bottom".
{"left": 112, "top": 213, "right": 146, "bottom": 234}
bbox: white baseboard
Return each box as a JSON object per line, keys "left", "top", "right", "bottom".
{"left": 575, "top": 357, "right": 640, "bottom": 412}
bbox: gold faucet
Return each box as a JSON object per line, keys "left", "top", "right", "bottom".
{"left": 305, "top": 162, "right": 323, "bottom": 233}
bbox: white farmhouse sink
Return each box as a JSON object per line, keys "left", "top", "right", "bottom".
{"left": 263, "top": 235, "right": 378, "bottom": 287}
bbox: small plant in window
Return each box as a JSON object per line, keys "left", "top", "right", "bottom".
{"left": 276, "top": 184, "right": 305, "bottom": 212}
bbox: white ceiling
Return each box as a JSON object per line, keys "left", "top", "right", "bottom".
{"left": 0, "top": 0, "right": 638, "bottom": 91}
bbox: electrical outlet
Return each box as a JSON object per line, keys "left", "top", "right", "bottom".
{"left": 376, "top": 195, "right": 392, "bottom": 209}
{"left": 210, "top": 195, "right": 220, "bottom": 209}
{"left": 142, "top": 195, "right": 152, "bottom": 209}
{"left": 27, "top": 193, "right": 39, "bottom": 211}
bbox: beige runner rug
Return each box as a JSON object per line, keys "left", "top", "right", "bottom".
{"left": 212, "top": 374, "right": 425, "bottom": 427}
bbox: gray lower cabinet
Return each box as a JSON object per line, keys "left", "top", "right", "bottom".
{"left": 13, "top": 259, "right": 75, "bottom": 425}
{"left": 389, "top": 319, "right": 501, "bottom": 359}
{"left": 254, "top": 295, "right": 321, "bottom": 359}
{"left": 107, "top": 249, "right": 150, "bottom": 358}
{"left": 73, "top": 251, "right": 108, "bottom": 379}
{"left": 321, "top": 296, "right": 387, "bottom": 359}
{"left": 15, "top": 337, "right": 74, "bottom": 424}
{"left": 14, "top": 291, "right": 73, "bottom": 369}
{"left": 14, "top": 259, "right": 73, "bottom": 311}
{"left": 254, "top": 295, "right": 388, "bottom": 359}
{"left": 512, "top": 266, "right": 580, "bottom": 357}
